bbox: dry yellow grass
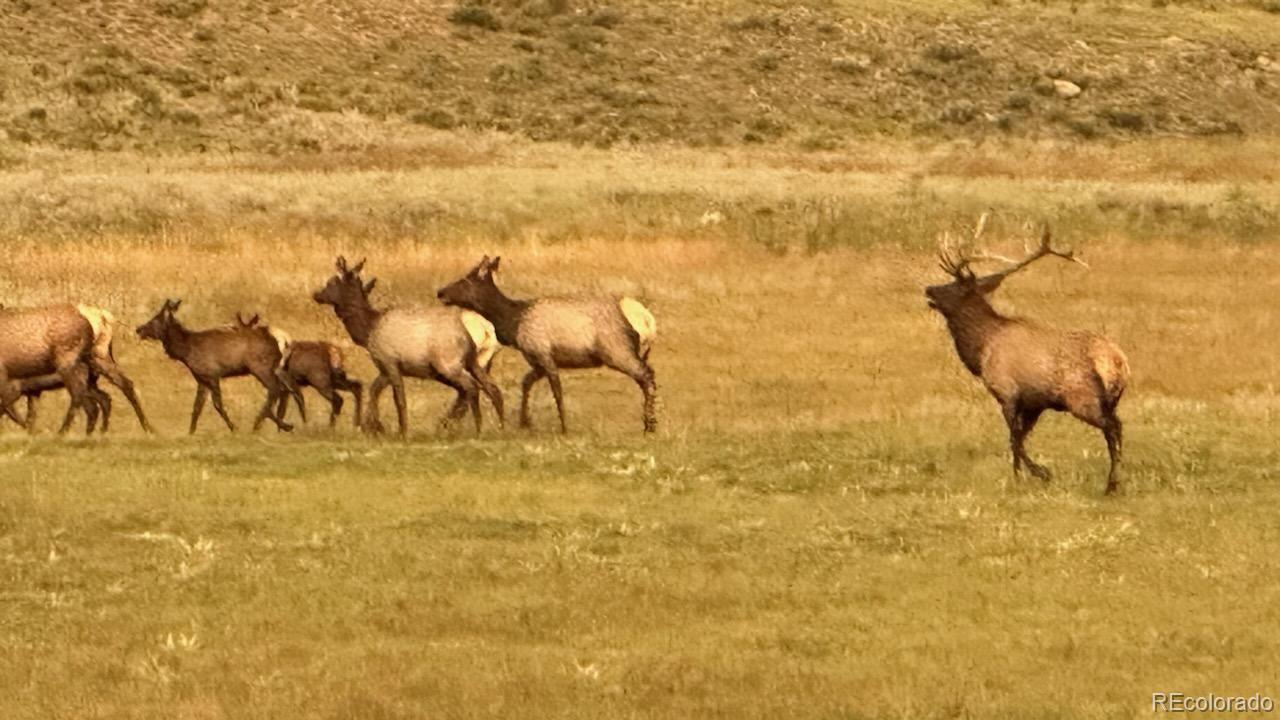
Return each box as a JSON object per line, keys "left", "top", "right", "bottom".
{"left": 1, "top": 141, "right": 1279, "bottom": 718}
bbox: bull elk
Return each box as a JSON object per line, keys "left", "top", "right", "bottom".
{"left": 925, "top": 218, "right": 1130, "bottom": 494}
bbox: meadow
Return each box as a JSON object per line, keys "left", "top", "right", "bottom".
{"left": 0, "top": 134, "right": 1278, "bottom": 718}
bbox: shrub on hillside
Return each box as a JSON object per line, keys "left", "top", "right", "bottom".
{"left": 409, "top": 108, "right": 457, "bottom": 129}
{"left": 449, "top": 5, "right": 501, "bottom": 31}
{"left": 590, "top": 7, "right": 622, "bottom": 28}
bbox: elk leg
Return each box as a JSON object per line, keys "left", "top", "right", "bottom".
{"left": 0, "top": 371, "right": 27, "bottom": 427}
{"left": 277, "top": 369, "right": 306, "bottom": 423}
{"left": 1018, "top": 407, "right": 1050, "bottom": 481}
{"left": 386, "top": 369, "right": 409, "bottom": 437}
{"left": 439, "top": 369, "right": 481, "bottom": 434}
{"left": 209, "top": 380, "right": 238, "bottom": 432}
{"left": 305, "top": 370, "right": 339, "bottom": 428}
{"left": 25, "top": 395, "right": 37, "bottom": 432}
{"left": 93, "top": 356, "right": 152, "bottom": 433}
{"left": 468, "top": 359, "right": 504, "bottom": 429}
{"left": 607, "top": 354, "right": 657, "bottom": 433}
{"left": 519, "top": 365, "right": 547, "bottom": 429}
{"left": 311, "top": 385, "right": 341, "bottom": 428}
{"left": 441, "top": 392, "right": 468, "bottom": 430}
{"left": 1103, "top": 414, "right": 1123, "bottom": 495}
{"left": 91, "top": 386, "right": 112, "bottom": 433}
{"left": 545, "top": 367, "right": 568, "bottom": 434}
{"left": 56, "top": 363, "right": 94, "bottom": 436}
{"left": 250, "top": 370, "right": 292, "bottom": 432}
{"left": 190, "top": 384, "right": 209, "bottom": 434}
{"left": 364, "top": 373, "right": 390, "bottom": 434}
{"left": 1003, "top": 402, "right": 1049, "bottom": 482}
{"left": 275, "top": 392, "right": 290, "bottom": 425}
{"left": 76, "top": 390, "right": 104, "bottom": 435}
{"left": 333, "top": 372, "right": 362, "bottom": 430}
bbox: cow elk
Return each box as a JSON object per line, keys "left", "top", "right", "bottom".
{"left": 136, "top": 299, "right": 295, "bottom": 433}
{"left": 436, "top": 256, "right": 658, "bottom": 433}
{"left": 0, "top": 304, "right": 100, "bottom": 433}
{"left": 0, "top": 303, "right": 150, "bottom": 433}
{"left": 312, "top": 257, "right": 503, "bottom": 435}
{"left": 925, "top": 218, "right": 1130, "bottom": 494}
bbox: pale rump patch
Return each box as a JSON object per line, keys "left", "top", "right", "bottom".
{"left": 619, "top": 297, "right": 656, "bottom": 354}
{"left": 268, "top": 327, "right": 292, "bottom": 362}
{"left": 76, "top": 304, "right": 115, "bottom": 359}
{"left": 1092, "top": 341, "right": 1131, "bottom": 402}
{"left": 460, "top": 310, "right": 500, "bottom": 368}
{"left": 326, "top": 344, "right": 343, "bottom": 371}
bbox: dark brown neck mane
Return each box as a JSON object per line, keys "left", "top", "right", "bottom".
{"left": 160, "top": 318, "right": 194, "bottom": 363}
{"left": 331, "top": 291, "right": 383, "bottom": 347}
{"left": 940, "top": 294, "right": 1009, "bottom": 377}
{"left": 468, "top": 285, "right": 530, "bottom": 347}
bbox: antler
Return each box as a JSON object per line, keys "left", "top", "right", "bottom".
{"left": 982, "top": 225, "right": 1089, "bottom": 281}
{"left": 937, "top": 234, "right": 972, "bottom": 279}
{"left": 936, "top": 213, "right": 996, "bottom": 279}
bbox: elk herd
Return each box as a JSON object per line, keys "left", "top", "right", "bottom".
{"left": 1, "top": 222, "right": 1132, "bottom": 495}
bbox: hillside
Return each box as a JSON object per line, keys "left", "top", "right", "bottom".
{"left": 1, "top": 0, "right": 1279, "bottom": 156}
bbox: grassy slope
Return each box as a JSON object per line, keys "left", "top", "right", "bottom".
{"left": 2, "top": 0, "right": 1280, "bottom": 155}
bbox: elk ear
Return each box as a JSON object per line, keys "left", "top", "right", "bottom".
{"left": 488, "top": 256, "right": 501, "bottom": 274}
{"left": 169, "top": 299, "right": 182, "bottom": 312}
{"left": 474, "top": 255, "right": 491, "bottom": 279}
{"left": 336, "top": 256, "right": 348, "bottom": 274}
{"left": 352, "top": 258, "right": 367, "bottom": 275}
{"left": 363, "top": 278, "right": 377, "bottom": 295}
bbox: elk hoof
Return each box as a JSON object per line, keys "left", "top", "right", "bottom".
{"left": 1028, "top": 464, "right": 1052, "bottom": 482}
{"left": 1105, "top": 481, "right": 1119, "bottom": 495}
{"left": 364, "top": 419, "right": 386, "bottom": 435}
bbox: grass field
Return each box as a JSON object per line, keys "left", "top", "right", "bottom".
{"left": 1, "top": 134, "right": 1279, "bottom": 717}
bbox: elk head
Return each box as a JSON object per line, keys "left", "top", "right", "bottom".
{"left": 136, "top": 299, "right": 182, "bottom": 341}
{"left": 313, "top": 256, "right": 376, "bottom": 308}
{"left": 436, "top": 255, "right": 501, "bottom": 311}
{"left": 925, "top": 216, "right": 1086, "bottom": 315}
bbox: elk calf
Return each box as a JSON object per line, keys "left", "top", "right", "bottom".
{"left": 926, "top": 220, "right": 1129, "bottom": 494}
{"left": 437, "top": 256, "right": 658, "bottom": 433}
{"left": 313, "top": 257, "right": 503, "bottom": 435}
{"left": 136, "top": 299, "right": 294, "bottom": 433}
{"left": 3, "top": 372, "right": 112, "bottom": 433}
{"left": 275, "top": 341, "right": 364, "bottom": 428}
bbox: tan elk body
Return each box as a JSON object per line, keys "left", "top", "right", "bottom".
{"left": 0, "top": 304, "right": 100, "bottom": 432}
{"left": 0, "top": 303, "right": 150, "bottom": 433}
{"left": 436, "top": 256, "right": 658, "bottom": 433}
{"left": 926, "top": 221, "right": 1130, "bottom": 494}
{"left": 313, "top": 257, "right": 504, "bottom": 435}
